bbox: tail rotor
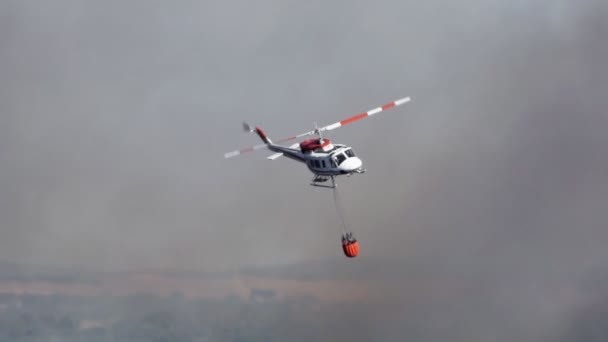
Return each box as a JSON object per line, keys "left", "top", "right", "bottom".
{"left": 243, "top": 121, "right": 254, "bottom": 133}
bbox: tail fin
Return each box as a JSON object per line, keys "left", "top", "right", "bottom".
{"left": 243, "top": 121, "right": 272, "bottom": 144}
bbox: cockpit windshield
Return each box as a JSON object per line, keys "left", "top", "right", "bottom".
{"left": 333, "top": 149, "right": 355, "bottom": 166}
{"left": 335, "top": 153, "right": 346, "bottom": 165}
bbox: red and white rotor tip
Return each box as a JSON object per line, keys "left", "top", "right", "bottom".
{"left": 320, "top": 96, "right": 411, "bottom": 132}
{"left": 224, "top": 142, "right": 267, "bottom": 158}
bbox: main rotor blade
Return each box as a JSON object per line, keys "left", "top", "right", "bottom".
{"left": 223, "top": 130, "right": 315, "bottom": 159}
{"left": 319, "top": 96, "right": 411, "bottom": 132}
{"left": 273, "top": 130, "right": 316, "bottom": 144}
{"left": 224, "top": 142, "right": 268, "bottom": 159}
{"left": 223, "top": 96, "right": 410, "bottom": 159}
{"left": 265, "top": 96, "right": 411, "bottom": 144}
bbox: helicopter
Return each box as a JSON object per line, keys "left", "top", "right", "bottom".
{"left": 224, "top": 96, "right": 411, "bottom": 188}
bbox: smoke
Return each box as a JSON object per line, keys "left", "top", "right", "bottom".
{"left": 2, "top": 0, "right": 608, "bottom": 340}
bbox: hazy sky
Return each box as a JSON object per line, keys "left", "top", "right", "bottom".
{"left": 2, "top": 0, "right": 607, "bottom": 284}
{"left": 3, "top": 1, "right": 608, "bottom": 340}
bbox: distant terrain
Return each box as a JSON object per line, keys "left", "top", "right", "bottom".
{"left": 1, "top": 260, "right": 606, "bottom": 341}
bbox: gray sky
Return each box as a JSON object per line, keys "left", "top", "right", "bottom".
{"left": 2, "top": 0, "right": 608, "bottom": 289}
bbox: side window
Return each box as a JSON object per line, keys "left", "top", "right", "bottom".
{"left": 330, "top": 159, "right": 336, "bottom": 167}
{"left": 321, "top": 160, "right": 326, "bottom": 168}
{"left": 345, "top": 149, "right": 355, "bottom": 158}
{"left": 314, "top": 160, "right": 320, "bottom": 168}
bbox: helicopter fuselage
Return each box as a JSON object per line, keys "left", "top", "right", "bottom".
{"left": 265, "top": 138, "right": 364, "bottom": 177}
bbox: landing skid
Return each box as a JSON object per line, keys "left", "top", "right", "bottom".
{"left": 311, "top": 175, "right": 337, "bottom": 188}
{"left": 310, "top": 169, "right": 367, "bottom": 188}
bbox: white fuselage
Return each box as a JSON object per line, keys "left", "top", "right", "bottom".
{"left": 267, "top": 142, "right": 364, "bottom": 176}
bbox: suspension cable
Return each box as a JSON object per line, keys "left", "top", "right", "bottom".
{"left": 331, "top": 178, "right": 348, "bottom": 236}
